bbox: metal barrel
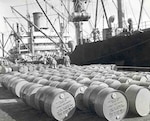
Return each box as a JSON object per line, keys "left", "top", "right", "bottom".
{"left": 25, "top": 84, "right": 43, "bottom": 108}
{"left": 44, "top": 88, "right": 76, "bottom": 121}
{"left": 67, "top": 83, "right": 87, "bottom": 110}
{"left": 83, "top": 85, "right": 99, "bottom": 108}
{"left": 15, "top": 80, "right": 29, "bottom": 97}
{"left": 117, "top": 83, "right": 130, "bottom": 92}
{"left": 132, "top": 75, "right": 147, "bottom": 82}
{"left": 32, "top": 77, "right": 44, "bottom": 83}
{"left": 25, "top": 75, "right": 35, "bottom": 82}
{"left": 118, "top": 76, "right": 133, "bottom": 84}
{"left": 49, "top": 81, "right": 60, "bottom": 87}
{"left": 20, "top": 83, "right": 34, "bottom": 103}
{"left": 125, "top": 85, "right": 150, "bottom": 116}
{"left": 88, "top": 86, "right": 108, "bottom": 111}
{"left": 94, "top": 87, "right": 128, "bottom": 121}
{"left": 34, "top": 86, "right": 51, "bottom": 110}
{"left": 1, "top": 75, "right": 14, "bottom": 88}
{"left": 61, "top": 81, "right": 77, "bottom": 90}
{"left": 109, "top": 80, "right": 121, "bottom": 89}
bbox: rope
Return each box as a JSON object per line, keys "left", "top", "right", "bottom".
{"left": 128, "top": 0, "right": 137, "bottom": 25}
{"left": 138, "top": 0, "right": 150, "bottom": 19}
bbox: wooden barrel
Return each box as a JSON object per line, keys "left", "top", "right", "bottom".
{"left": 44, "top": 88, "right": 76, "bottom": 121}
{"left": 67, "top": 83, "right": 87, "bottom": 110}
{"left": 94, "top": 88, "right": 128, "bottom": 121}
{"left": 125, "top": 85, "right": 150, "bottom": 116}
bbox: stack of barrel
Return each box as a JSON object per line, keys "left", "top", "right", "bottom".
{"left": 0, "top": 74, "right": 76, "bottom": 121}
{"left": 1, "top": 64, "right": 150, "bottom": 121}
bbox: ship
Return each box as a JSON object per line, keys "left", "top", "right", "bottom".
{"left": 69, "top": 0, "right": 150, "bottom": 67}
{"left": 2, "top": 0, "right": 150, "bottom": 67}
{"left": 3, "top": 0, "right": 73, "bottom": 63}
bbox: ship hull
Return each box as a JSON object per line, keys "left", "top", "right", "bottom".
{"left": 70, "top": 29, "right": 150, "bottom": 67}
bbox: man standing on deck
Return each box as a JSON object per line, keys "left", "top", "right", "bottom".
{"left": 63, "top": 53, "right": 71, "bottom": 67}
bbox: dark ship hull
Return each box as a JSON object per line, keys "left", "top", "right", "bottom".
{"left": 70, "top": 28, "right": 150, "bottom": 67}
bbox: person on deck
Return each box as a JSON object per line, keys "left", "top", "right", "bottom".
{"left": 63, "top": 53, "right": 71, "bottom": 67}
{"left": 47, "top": 55, "right": 57, "bottom": 69}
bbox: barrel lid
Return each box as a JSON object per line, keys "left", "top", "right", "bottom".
{"left": 49, "top": 91, "right": 76, "bottom": 121}
{"left": 125, "top": 85, "right": 150, "bottom": 116}
{"left": 103, "top": 91, "right": 128, "bottom": 121}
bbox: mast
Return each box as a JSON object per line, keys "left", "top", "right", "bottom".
{"left": 26, "top": 0, "right": 34, "bottom": 55}
{"left": 93, "top": 0, "right": 99, "bottom": 42}
{"left": 117, "top": 0, "right": 123, "bottom": 28}
{"left": 1, "top": 33, "right": 4, "bottom": 57}
{"left": 137, "top": 0, "right": 144, "bottom": 30}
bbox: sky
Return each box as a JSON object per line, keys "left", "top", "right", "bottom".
{"left": 0, "top": 0, "right": 150, "bottom": 57}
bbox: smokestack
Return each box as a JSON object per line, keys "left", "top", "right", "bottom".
{"left": 33, "top": 12, "right": 43, "bottom": 31}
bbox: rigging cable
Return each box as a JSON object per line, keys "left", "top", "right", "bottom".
{"left": 128, "top": 0, "right": 137, "bottom": 25}
{"left": 12, "top": 8, "right": 27, "bottom": 33}
{"left": 138, "top": 0, "right": 150, "bottom": 19}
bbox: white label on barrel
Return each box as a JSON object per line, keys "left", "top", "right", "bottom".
{"left": 103, "top": 92, "right": 128, "bottom": 121}
{"left": 51, "top": 92, "right": 75, "bottom": 121}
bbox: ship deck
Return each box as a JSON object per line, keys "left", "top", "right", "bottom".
{"left": 0, "top": 84, "right": 150, "bottom": 121}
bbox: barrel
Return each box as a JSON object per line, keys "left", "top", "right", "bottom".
{"left": 34, "top": 86, "right": 51, "bottom": 110}
{"left": 118, "top": 77, "right": 133, "bottom": 84}
{"left": 25, "top": 75, "right": 35, "bottom": 82}
{"left": 117, "top": 83, "right": 130, "bottom": 92}
{"left": 44, "top": 88, "right": 76, "bottom": 121}
{"left": 49, "top": 81, "right": 60, "bottom": 87}
{"left": 132, "top": 75, "right": 147, "bottom": 82}
{"left": 67, "top": 83, "right": 87, "bottom": 110}
{"left": 125, "top": 85, "right": 150, "bottom": 116}
{"left": 109, "top": 80, "right": 121, "bottom": 89}
{"left": 32, "top": 77, "right": 44, "bottom": 83}
{"left": 25, "top": 84, "right": 43, "bottom": 108}
{"left": 83, "top": 85, "right": 99, "bottom": 108}
{"left": 15, "top": 80, "right": 29, "bottom": 97}
{"left": 94, "top": 88, "right": 128, "bottom": 121}
{"left": 88, "top": 86, "right": 108, "bottom": 111}
{"left": 20, "top": 83, "right": 34, "bottom": 103}
{"left": 1, "top": 75, "right": 14, "bottom": 88}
